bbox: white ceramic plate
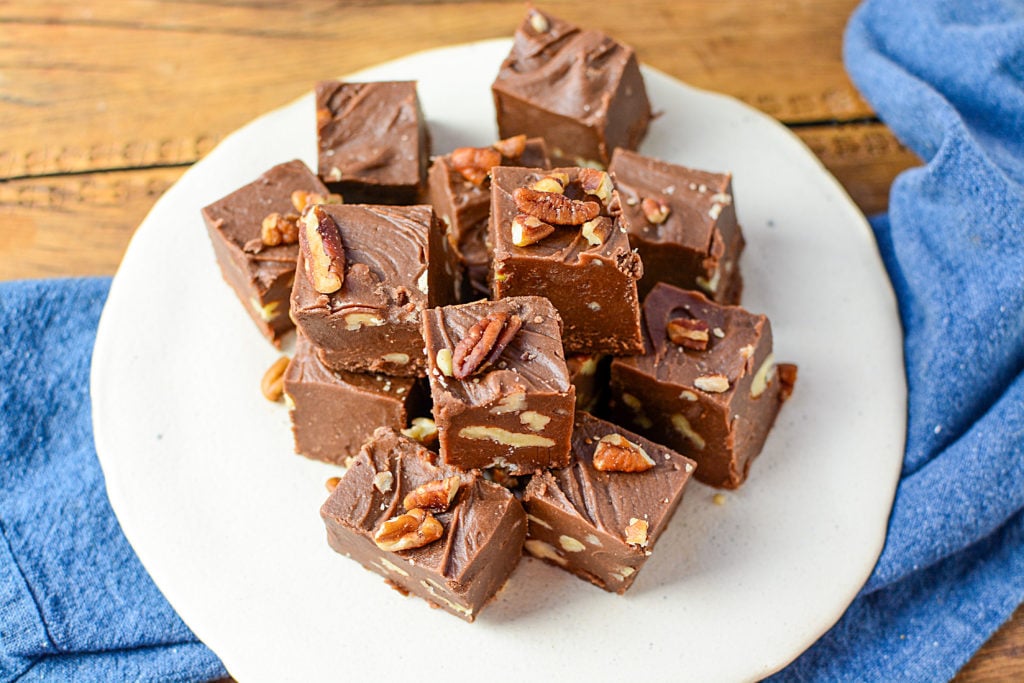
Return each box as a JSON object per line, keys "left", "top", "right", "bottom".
{"left": 92, "top": 39, "right": 905, "bottom": 683}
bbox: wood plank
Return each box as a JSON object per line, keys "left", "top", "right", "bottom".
{"left": 956, "top": 606, "right": 1024, "bottom": 683}
{"left": 0, "top": 0, "right": 870, "bottom": 180}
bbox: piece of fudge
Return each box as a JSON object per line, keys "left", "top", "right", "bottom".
{"left": 489, "top": 165, "right": 644, "bottom": 355}
{"left": 283, "top": 332, "right": 428, "bottom": 464}
{"left": 491, "top": 7, "right": 652, "bottom": 167}
{"left": 320, "top": 428, "right": 526, "bottom": 622}
{"left": 609, "top": 149, "right": 745, "bottom": 303}
{"left": 290, "top": 203, "right": 455, "bottom": 376}
{"left": 522, "top": 412, "right": 696, "bottom": 593}
{"left": 201, "top": 160, "right": 330, "bottom": 346}
{"left": 428, "top": 136, "right": 550, "bottom": 301}
{"left": 316, "top": 80, "right": 429, "bottom": 204}
{"left": 422, "top": 296, "right": 576, "bottom": 474}
{"left": 566, "top": 354, "right": 606, "bottom": 412}
{"left": 608, "top": 284, "right": 795, "bottom": 489}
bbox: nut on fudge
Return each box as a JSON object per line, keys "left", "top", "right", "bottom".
{"left": 320, "top": 428, "right": 526, "bottom": 622}
{"left": 609, "top": 149, "right": 745, "bottom": 303}
{"left": 422, "top": 296, "right": 576, "bottom": 474}
{"left": 283, "top": 332, "right": 428, "bottom": 464}
{"left": 290, "top": 203, "right": 455, "bottom": 376}
{"left": 523, "top": 411, "right": 696, "bottom": 593}
{"left": 489, "top": 165, "right": 644, "bottom": 355}
{"left": 201, "top": 159, "right": 331, "bottom": 346}
{"left": 316, "top": 80, "right": 430, "bottom": 204}
{"left": 608, "top": 284, "right": 796, "bottom": 489}
{"left": 492, "top": 7, "right": 651, "bottom": 167}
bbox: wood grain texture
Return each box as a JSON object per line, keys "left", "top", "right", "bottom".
{"left": 0, "top": 1, "right": 1019, "bottom": 680}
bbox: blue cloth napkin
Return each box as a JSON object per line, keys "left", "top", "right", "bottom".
{"left": 772, "top": 0, "right": 1024, "bottom": 680}
{"left": 2, "top": 1, "right": 1023, "bottom": 681}
{"left": 0, "top": 278, "right": 227, "bottom": 682}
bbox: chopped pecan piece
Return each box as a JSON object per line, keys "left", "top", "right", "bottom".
{"left": 530, "top": 175, "right": 566, "bottom": 194}
{"left": 581, "top": 216, "right": 614, "bottom": 246}
{"left": 511, "top": 214, "right": 556, "bottom": 247}
{"left": 373, "top": 508, "right": 444, "bottom": 552}
{"left": 291, "top": 189, "right": 342, "bottom": 213}
{"left": 592, "top": 433, "right": 655, "bottom": 473}
{"left": 625, "top": 518, "right": 649, "bottom": 547}
{"left": 401, "top": 417, "right": 438, "bottom": 444}
{"left": 492, "top": 134, "right": 527, "bottom": 159}
{"left": 778, "top": 363, "right": 798, "bottom": 402}
{"left": 261, "top": 212, "right": 300, "bottom": 247}
{"left": 451, "top": 312, "right": 523, "bottom": 379}
{"left": 666, "top": 317, "right": 710, "bottom": 350}
{"left": 300, "top": 205, "right": 346, "bottom": 294}
{"left": 403, "top": 475, "right": 461, "bottom": 513}
{"left": 450, "top": 146, "right": 502, "bottom": 185}
{"left": 513, "top": 187, "right": 600, "bottom": 226}
{"left": 694, "top": 373, "right": 730, "bottom": 393}
{"left": 325, "top": 476, "right": 341, "bottom": 493}
{"left": 641, "top": 197, "right": 671, "bottom": 224}
{"left": 578, "top": 168, "right": 614, "bottom": 204}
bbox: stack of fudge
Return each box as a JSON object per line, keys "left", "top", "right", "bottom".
{"left": 202, "top": 7, "right": 796, "bottom": 623}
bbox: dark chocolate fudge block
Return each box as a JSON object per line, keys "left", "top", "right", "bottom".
{"left": 290, "top": 203, "right": 455, "bottom": 377}
{"left": 320, "top": 428, "right": 526, "bottom": 622}
{"left": 608, "top": 284, "right": 795, "bottom": 489}
{"left": 566, "top": 354, "right": 606, "bottom": 412}
{"left": 610, "top": 149, "right": 745, "bottom": 303}
{"left": 522, "top": 411, "right": 696, "bottom": 593}
{"left": 201, "top": 160, "right": 330, "bottom": 346}
{"left": 422, "top": 296, "right": 576, "bottom": 474}
{"left": 316, "top": 80, "right": 429, "bottom": 204}
{"left": 489, "top": 165, "right": 644, "bottom": 355}
{"left": 283, "top": 333, "right": 428, "bottom": 464}
{"left": 428, "top": 136, "right": 550, "bottom": 301}
{"left": 492, "top": 8, "right": 651, "bottom": 167}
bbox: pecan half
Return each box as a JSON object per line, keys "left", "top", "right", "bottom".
{"left": 581, "top": 216, "right": 614, "bottom": 246}
{"left": 261, "top": 212, "right": 300, "bottom": 247}
{"left": 300, "top": 205, "right": 345, "bottom": 294}
{"left": 260, "top": 356, "right": 290, "bottom": 401}
{"left": 450, "top": 146, "right": 502, "bottom": 185}
{"left": 513, "top": 187, "right": 600, "bottom": 226}
{"left": 666, "top": 317, "right": 710, "bottom": 350}
{"left": 403, "top": 475, "right": 461, "bottom": 512}
{"left": 373, "top": 508, "right": 444, "bottom": 552}
{"left": 511, "top": 214, "right": 556, "bottom": 247}
{"left": 592, "top": 433, "right": 655, "bottom": 473}
{"left": 578, "top": 168, "right": 614, "bottom": 204}
{"left": 492, "top": 134, "right": 527, "bottom": 159}
{"left": 641, "top": 197, "right": 671, "bottom": 224}
{"left": 451, "top": 312, "right": 523, "bottom": 379}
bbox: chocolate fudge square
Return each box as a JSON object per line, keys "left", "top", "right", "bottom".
{"left": 428, "top": 136, "right": 550, "bottom": 301}
{"left": 610, "top": 149, "right": 745, "bottom": 303}
{"left": 320, "top": 428, "right": 526, "bottom": 622}
{"left": 316, "top": 80, "right": 429, "bottom": 204}
{"left": 283, "top": 332, "right": 428, "bottom": 464}
{"left": 290, "top": 203, "right": 455, "bottom": 377}
{"left": 422, "top": 296, "right": 576, "bottom": 474}
{"left": 492, "top": 8, "right": 651, "bottom": 167}
{"left": 489, "top": 165, "right": 644, "bottom": 355}
{"left": 522, "top": 411, "right": 696, "bottom": 593}
{"left": 608, "top": 284, "right": 794, "bottom": 489}
{"left": 201, "top": 159, "right": 329, "bottom": 346}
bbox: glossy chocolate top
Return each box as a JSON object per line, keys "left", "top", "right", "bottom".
{"left": 609, "top": 149, "right": 736, "bottom": 251}
{"left": 524, "top": 411, "right": 695, "bottom": 544}
{"left": 320, "top": 428, "right": 520, "bottom": 583}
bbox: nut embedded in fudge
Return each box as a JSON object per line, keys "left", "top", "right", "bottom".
{"left": 608, "top": 283, "right": 796, "bottom": 489}
{"left": 609, "top": 149, "right": 745, "bottom": 303}
{"left": 489, "top": 165, "right": 644, "bottom": 355}
{"left": 422, "top": 296, "right": 576, "bottom": 474}
{"left": 290, "top": 203, "right": 455, "bottom": 376}
{"left": 491, "top": 7, "right": 652, "bottom": 167}
{"left": 566, "top": 353, "right": 606, "bottom": 412}
{"left": 428, "top": 136, "right": 551, "bottom": 301}
{"left": 320, "top": 428, "right": 526, "bottom": 622}
{"left": 283, "top": 332, "right": 429, "bottom": 464}
{"left": 522, "top": 411, "right": 696, "bottom": 593}
{"left": 201, "top": 159, "right": 331, "bottom": 346}
{"left": 316, "top": 80, "right": 430, "bottom": 204}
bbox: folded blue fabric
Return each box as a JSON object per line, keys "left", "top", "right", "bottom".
{"left": 2, "top": 1, "right": 1022, "bottom": 682}
{"left": 773, "top": 0, "right": 1024, "bottom": 680}
{"left": 0, "top": 278, "right": 227, "bottom": 682}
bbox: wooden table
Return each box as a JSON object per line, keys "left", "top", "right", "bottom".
{"left": 0, "top": 1, "right": 1018, "bottom": 679}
